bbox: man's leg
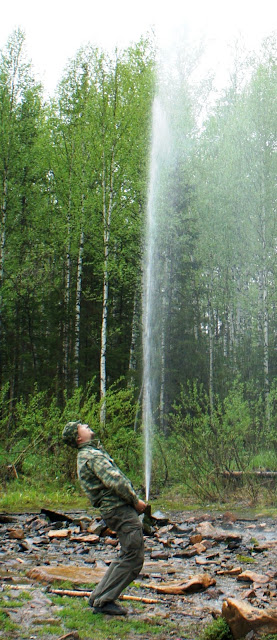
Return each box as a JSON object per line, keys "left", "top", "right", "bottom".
{"left": 90, "top": 505, "right": 144, "bottom": 609}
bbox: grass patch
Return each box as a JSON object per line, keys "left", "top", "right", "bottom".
{"left": 0, "top": 478, "right": 89, "bottom": 512}
{"left": 36, "top": 623, "right": 64, "bottom": 636}
{"left": 0, "top": 610, "right": 20, "bottom": 634}
{"left": 16, "top": 590, "right": 33, "bottom": 601}
{"left": 1, "top": 476, "right": 277, "bottom": 515}
{"left": 0, "top": 589, "right": 33, "bottom": 608}
{"left": 52, "top": 595, "right": 175, "bottom": 639}
{"left": 236, "top": 554, "right": 256, "bottom": 564}
{"left": 0, "top": 598, "right": 25, "bottom": 608}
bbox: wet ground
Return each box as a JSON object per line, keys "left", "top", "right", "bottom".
{"left": 0, "top": 508, "right": 276, "bottom": 639}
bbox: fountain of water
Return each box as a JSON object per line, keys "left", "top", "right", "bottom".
{"left": 142, "top": 37, "right": 196, "bottom": 501}
{"left": 142, "top": 96, "right": 171, "bottom": 501}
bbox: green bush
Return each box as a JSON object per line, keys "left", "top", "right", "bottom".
{"left": 199, "top": 616, "right": 232, "bottom": 640}
{"left": 0, "top": 379, "right": 143, "bottom": 492}
{"left": 163, "top": 378, "right": 277, "bottom": 501}
{"left": 1, "top": 373, "right": 277, "bottom": 507}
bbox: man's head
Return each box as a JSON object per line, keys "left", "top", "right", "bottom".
{"left": 62, "top": 422, "right": 95, "bottom": 448}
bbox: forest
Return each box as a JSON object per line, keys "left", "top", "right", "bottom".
{"left": 0, "top": 29, "right": 276, "bottom": 504}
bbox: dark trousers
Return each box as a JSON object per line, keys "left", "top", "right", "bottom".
{"left": 90, "top": 504, "right": 144, "bottom": 607}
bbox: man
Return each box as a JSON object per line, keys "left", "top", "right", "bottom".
{"left": 62, "top": 421, "right": 146, "bottom": 616}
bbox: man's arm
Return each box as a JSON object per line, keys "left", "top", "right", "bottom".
{"left": 135, "top": 499, "right": 147, "bottom": 514}
{"left": 88, "top": 453, "right": 145, "bottom": 508}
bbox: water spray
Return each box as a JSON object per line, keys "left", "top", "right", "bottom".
{"left": 142, "top": 97, "right": 170, "bottom": 502}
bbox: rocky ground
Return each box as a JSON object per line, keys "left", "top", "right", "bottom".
{"left": 0, "top": 507, "right": 276, "bottom": 639}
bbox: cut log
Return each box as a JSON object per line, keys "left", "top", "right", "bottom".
{"left": 222, "top": 471, "right": 277, "bottom": 478}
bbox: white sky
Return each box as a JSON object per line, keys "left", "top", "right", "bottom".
{"left": 0, "top": 0, "right": 276, "bottom": 96}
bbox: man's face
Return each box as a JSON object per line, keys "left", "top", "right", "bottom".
{"left": 77, "top": 424, "right": 94, "bottom": 444}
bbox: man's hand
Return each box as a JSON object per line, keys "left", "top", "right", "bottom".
{"left": 135, "top": 499, "right": 147, "bottom": 514}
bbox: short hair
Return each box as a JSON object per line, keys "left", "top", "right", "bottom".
{"left": 62, "top": 421, "right": 79, "bottom": 448}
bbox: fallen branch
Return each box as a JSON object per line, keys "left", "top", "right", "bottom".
{"left": 49, "top": 588, "right": 159, "bottom": 604}
{"left": 222, "top": 471, "right": 277, "bottom": 478}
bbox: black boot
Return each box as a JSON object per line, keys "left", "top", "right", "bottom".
{"left": 92, "top": 601, "right": 127, "bottom": 616}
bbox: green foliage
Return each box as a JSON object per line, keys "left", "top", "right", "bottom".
{"left": 147, "top": 378, "right": 277, "bottom": 501}
{"left": 199, "top": 616, "right": 232, "bottom": 640}
{"left": 0, "top": 380, "right": 143, "bottom": 502}
{"left": 98, "top": 382, "right": 141, "bottom": 478}
{"left": 1, "top": 373, "right": 277, "bottom": 508}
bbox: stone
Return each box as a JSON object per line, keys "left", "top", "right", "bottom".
{"left": 190, "top": 534, "right": 203, "bottom": 544}
{"left": 217, "top": 566, "right": 242, "bottom": 576}
{"left": 195, "top": 521, "right": 242, "bottom": 543}
{"left": 173, "top": 548, "right": 197, "bottom": 558}
{"left": 27, "top": 564, "right": 106, "bottom": 584}
{"left": 0, "top": 514, "right": 17, "bottom": 523}
{"left": 155, "top": 525, "right": 173, "bottom": 536}
{"left": 41, "top": 508, "right": 74, "bottom": 523}
{"left": 78, "top": 517, "right": 91, "bottom": 531}
{"left": 195, "top": 556, "right": 219, "bottom": 566}
{"left": 8, "top": 528, "right": 24, "bottom": 540}
{"left": 145, "top": 573, "right": 216, "bottom": 595}
{"left": 192, "top": 542, "right": 207, "bottom": 554}
{"left": 87, "top": 519, "right": 107, "bottom": 536}
{"left": 104, "top": 537, "right": 118, "bottom": 546}
{"left": 195, "top": 521, "right": 217, "bottom": 536}
{"left": 237, "top": 571, "right": 272, "bottom": 584}
{"left": 48, "top": 529, "right": 70, "bottom": 539}
{"left": 150, "top": 550, "right": 169, "bottom": 560}
{"left": 151, "top": 511, "right": 169, "bottom": 525}
{"left": 223, "top": 512, "right": 237, "bottom": 523}
{"left": 70, "top": 534, "right": 100, "bottom": 544}
{"left": 157, "top": 537, "right": 172, "bottom": 546}
{"left": 222, "top": 597, "right": 277, "bottom": 639}
{"left": 172, "top": 523, "right": 193, "bottom": 535}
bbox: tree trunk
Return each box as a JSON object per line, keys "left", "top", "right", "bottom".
{"left": 261, "top": 196, "right": 270, "bottom": 424}
{"left": 63, "top": 184, "right": 72, "bottom": 393}
{"left": 0, "top": 170, "right": 7, "bottom": 286}
{"left": 74, "top": 222, "right": 84, "bottom": 389}
{"left": 208, "top": 284, "right": 214, "bottom": 419}
{"left": 159, "top": 300, "right": 166, "bottom": 432}
{"left": 100, "top": 147, "right": 115, "bottom": 424}
{"left": 128, "top": 288, "right": 140, "bottom": 384}
{"left": 0, "top": 170, "right": 8, "bottom": 386}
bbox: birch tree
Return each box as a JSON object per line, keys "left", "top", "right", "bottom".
{"left": 0, "top": 30, "right": 50, "bottom": 403}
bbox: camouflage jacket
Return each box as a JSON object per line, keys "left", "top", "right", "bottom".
{"left": 77, "top": 441, "right": 139, "bottom": 515}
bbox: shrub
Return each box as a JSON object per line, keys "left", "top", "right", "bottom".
{"left": 199, "top": 616, "right": 232, "bottom": 640}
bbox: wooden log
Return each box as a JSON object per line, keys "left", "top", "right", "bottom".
{"left": 222, "top": 471, "right": 277, "bottom": 478}
{"left": 49, "top": 588, "right": 159, "bottom": 604}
